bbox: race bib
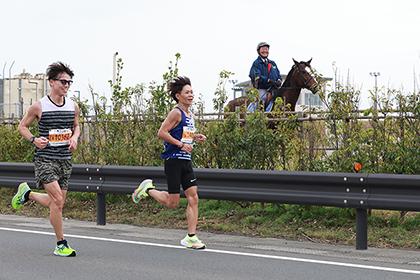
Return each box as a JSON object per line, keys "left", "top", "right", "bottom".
{"left": 49, "top": 128, "right": 72, "bottom": 146}
{"left": 181, "top": 126, "right": 195, "bottom": 144}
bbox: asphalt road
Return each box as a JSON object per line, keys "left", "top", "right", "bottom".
{"left": 0, "top": 214, "right": 419, "bottom": 280}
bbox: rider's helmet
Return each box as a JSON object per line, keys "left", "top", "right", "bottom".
{"left": 256, "top": 42, "right": 270, "bottom": 53}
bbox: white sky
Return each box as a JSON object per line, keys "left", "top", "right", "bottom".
{"left": 1, "top": 0, "right": 420, "bottom": 110}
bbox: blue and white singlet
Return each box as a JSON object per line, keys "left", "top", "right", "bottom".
{"left": 161, "top": 107, "right": 195, "bottom": 161}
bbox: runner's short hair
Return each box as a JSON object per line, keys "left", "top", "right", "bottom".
{"left": 46, "top": 62, "right": 74, "bottom": 80}
{"left": 168, "top": 76, "right": 191, "bottom": 102}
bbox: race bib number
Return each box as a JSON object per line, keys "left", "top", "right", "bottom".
{"left": 181, "top": 126, "right": 195, "bottom": 144}
{"left": 49, "top": 129, "right": 72, "bottom": 146}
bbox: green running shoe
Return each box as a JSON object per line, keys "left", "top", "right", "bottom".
{"left": 132, "top": 179, "right": 155, "bottom": 203}
{"left": 54, "top": 243, "right": 76, "bottom": 257}
{"left": 11, "top": 182, "right": 31, "bottom": 210}
{"left": 180, "top": 234, "right": 206, "bottom": 250}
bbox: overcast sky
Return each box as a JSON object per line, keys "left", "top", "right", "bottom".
{"left": 1, "top": 0, "right": 419, "bottom": 110}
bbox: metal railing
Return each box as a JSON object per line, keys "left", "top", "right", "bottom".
{"left": 1, "top": 109, "right": 417, "bottom": 124}
{"left": 1, "top": 162, "right": 419, "bottom": 250}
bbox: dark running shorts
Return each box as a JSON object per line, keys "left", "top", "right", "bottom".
{"left": 34, "top": 157, "right": 72, "bottom": 190}
{"left": 164, "top": 158, "right": 197, "bottom": 194}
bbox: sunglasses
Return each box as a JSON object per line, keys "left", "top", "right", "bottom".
{"left": 53, "top": 79, "right": 73, "bottom": 86}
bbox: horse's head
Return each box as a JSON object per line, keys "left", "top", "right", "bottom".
{"left": 291, "top": 58, "right": 318, "bottom": 93}
{"left": 270, "top": 58, "right": 320, "bottom": 111}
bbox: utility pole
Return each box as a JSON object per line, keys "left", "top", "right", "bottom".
{"left": 18, "top": 78, "right": 23, "bottom": 118}
{"left": 111, "top": 52, "right": 118, "bottom": 113}
{"left": 112, "top": 52, "right": 118, "bottom": 85}
{"left": 8, "top": 60, "right": 15, "bottom": 117}
{"left": 369, "top": 72, "right": 380, "bottom": 111}
{"left": 1, "top": 62, "right": 6, "bottom": 117}
{"left": 369, "top": 72, "right": 380, "bottom": 174}
{"left": 332, "top": 61, "right": 338, "bottom": 91}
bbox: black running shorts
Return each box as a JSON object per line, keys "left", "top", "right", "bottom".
{"left": 164, "top": 158, "right": 197, "bottom": 194}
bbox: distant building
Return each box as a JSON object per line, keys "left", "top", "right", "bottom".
{"left": 231, "top": 74, "right": 332, "bottom": 111}
{"left": 0, "top": 71, "right": 49, "bottom": 118}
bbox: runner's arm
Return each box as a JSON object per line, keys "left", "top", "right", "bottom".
{"left": 157, "top": 109, "right": 183, "bottom": 147}
{"left": 18, "top": 102, "right": 40, "bottom": 141}
{"left": 69, "top": 103, "right": 80, "bottom": 151}
{"left": 18, "top": 102, "right": 48, "bottom": 149}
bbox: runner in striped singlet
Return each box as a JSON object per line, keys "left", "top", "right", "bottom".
{"left": 12, "top": 62, "right": 80, "bottom": 257}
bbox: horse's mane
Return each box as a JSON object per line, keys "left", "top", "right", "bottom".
{"left": 272, "top": 63, "right": 299, "bottom": 99}
{"left": 281, "top": 64, "right": 296, "bottom": 88}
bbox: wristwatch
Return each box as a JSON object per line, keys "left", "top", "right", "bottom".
{"left": 30, "top": 136, "right": 36, "bottom": 143}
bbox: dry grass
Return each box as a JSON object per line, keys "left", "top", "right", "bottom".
{"left": 1, "top": 188, "right": 419, "bottom": 249}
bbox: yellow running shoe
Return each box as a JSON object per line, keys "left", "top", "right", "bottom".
{"left": 180, "top": 234, "right": 206, "bottom": 250}
{"left": 132, "top": 179, "right": 155, "bottom": 203}
{"left": 54, "top": 241, "right": 76, "bottom": 257}
{"left": 11, "top": 182, "right": 31, "bottom": 210}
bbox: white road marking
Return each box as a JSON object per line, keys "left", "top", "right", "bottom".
{"left": 0, "top": 226, "right": 419, "bottom": 275}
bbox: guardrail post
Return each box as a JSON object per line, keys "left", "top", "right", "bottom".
{"left": 96, "top": 192, "right": 106, "bottom": 225}
{"left": 356, "top": 208, "right": 367, "bottom": 250}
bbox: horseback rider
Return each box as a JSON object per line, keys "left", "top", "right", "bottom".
{"left": 248, "top": 42, "right": 282, "bottom": 112}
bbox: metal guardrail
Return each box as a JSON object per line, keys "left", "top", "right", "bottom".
{"left": 1, "top": 162, "right": 419, "bottom": 250}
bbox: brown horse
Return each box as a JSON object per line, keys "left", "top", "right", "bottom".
{"left": 226, "top": 58, "right": 319, "bottom": 112}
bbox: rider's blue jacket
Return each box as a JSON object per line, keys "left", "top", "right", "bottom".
{"left": 249, "top": 56, "right": 281, "bottom": 90}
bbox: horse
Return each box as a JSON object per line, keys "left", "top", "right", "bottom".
{"left": 226, "top": 59, "right": 319, "bottom": 113}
